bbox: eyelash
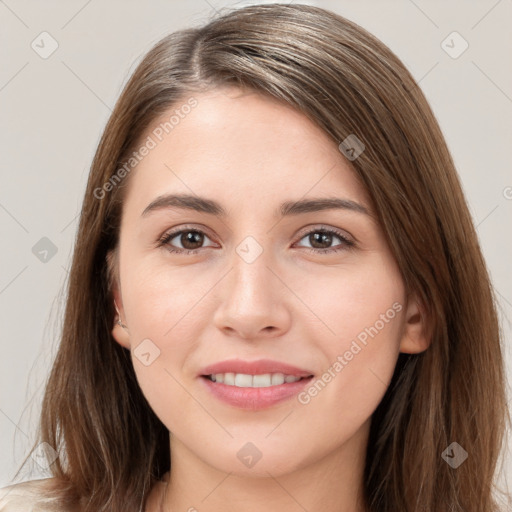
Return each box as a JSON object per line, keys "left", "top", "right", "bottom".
{"left": 156, "top": 226, "right": 355, "bottom": 255}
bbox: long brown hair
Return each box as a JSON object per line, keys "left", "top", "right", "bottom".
{"left": 14, "top": 4, "right": 509, "bottom": 511}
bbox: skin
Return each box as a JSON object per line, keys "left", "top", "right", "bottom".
{"left": 110, "top": 86, "right": 429, "bottom": 512}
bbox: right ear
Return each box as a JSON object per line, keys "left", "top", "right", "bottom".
{"left": 107, "top": 250, "right": 131, "bottom": 350}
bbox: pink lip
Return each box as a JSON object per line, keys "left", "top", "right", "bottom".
{"left": 198, "top": 358, "right": 315, "bottom": 410}
{"left": 198, "top": 358, "right": 314, "bottom": 378}
{"left": 200, "top": 376, "right": 314, "bottom": 410}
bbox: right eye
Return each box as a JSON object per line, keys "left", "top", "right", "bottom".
{"left": 158, "top": 228, "right": 217, "bottom": 254}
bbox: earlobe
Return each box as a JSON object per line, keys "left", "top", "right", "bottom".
{"left": 107, "top": 250, "right": 131, "bottom": 350}
{"left": 112, "top": 321, "right": 131, "bottom": 350}
{"left": 399, "top": 294, "right": 431, "bottom": 355}
{"left": 111, "top": 295, "right": 131, "bottom": 350}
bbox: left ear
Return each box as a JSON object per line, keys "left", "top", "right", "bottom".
{"left": 399, "top": 293, "right": 431, "bottom": 354}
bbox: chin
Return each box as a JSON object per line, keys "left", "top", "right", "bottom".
{"left": 198, "top": 438, "right": 313, "bottom": 478}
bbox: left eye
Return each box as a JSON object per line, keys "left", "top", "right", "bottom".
{"left": 157, "top": 227, "right": 354, "bottom": 255}
{"left": 294, "top": 228, "right": 354, "bottom": 254}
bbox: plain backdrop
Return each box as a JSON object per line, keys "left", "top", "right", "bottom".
{"left": 1, "top": 0, "right": 511, "bottom": 499}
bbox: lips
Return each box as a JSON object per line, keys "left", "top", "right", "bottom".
{"left": 198, "top": 358, "right": 315, "bottom": 410}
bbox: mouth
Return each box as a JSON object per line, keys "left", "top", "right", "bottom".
{"left": 198, "top": 360, "right": 315, "bottom": 410}
{"left": 197, "top": 359, "right": 315, "bottom": 409}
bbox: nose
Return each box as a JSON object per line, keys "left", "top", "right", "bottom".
{"left": 212, "top": 245, "right": 292, "bottom": 340}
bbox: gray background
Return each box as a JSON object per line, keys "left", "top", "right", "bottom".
{"left": 1, "top": 0, "right": 511, "bottom": 499}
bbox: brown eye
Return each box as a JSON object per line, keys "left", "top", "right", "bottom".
{"left": 178, "top": 231, "right": 204, "bottom": 250}
{"left": 158, "top": 228, "right": 216, "bottom": 254}
{"left": 295, "top": 228, "right": 355, "bottom": 254}
{"left": 309, "top": 231, "right": 334, "bottom": 249}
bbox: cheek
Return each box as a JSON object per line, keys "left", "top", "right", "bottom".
{"left": 120, "top": 261, "right": 219, "bottom": 429}
{"left": 291, "top": 257, "right": 405, "bottom": 426}
{"left": 121, "top": 257, "right": 215, "bottom": 338}
{"left": 293, "top": 253, "right": 405, "bottom": 354}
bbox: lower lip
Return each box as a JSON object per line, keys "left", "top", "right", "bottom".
{"left": 199, "top": 375, "right": 314, "bottom": 410}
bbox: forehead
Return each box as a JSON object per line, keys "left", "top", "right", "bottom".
{"left": 122, "top": 87, "right": 371, "bottom": 216}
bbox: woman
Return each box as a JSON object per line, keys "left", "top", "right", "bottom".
{"left": 1, "top": 3, "right": 509, "bottom": 511}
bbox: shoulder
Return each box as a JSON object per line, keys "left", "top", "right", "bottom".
{"left": 0, "top": 478, "right": 66, "bottom": 512}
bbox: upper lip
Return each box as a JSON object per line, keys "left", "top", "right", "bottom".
{"left": 199, "top": 358, "right": 314, "bottom": 378}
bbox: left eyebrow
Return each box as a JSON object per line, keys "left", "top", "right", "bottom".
{"left": 141, "top": 193, "right": 371, "bottom": 218}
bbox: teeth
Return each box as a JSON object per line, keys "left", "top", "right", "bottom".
{"left": 208, "top": 372, "right": 303, "bottom": 388}
{"left": 235, "top": 373, "right": 253, "bottom": 387}
{"left": 271, "top": 373, "right": 283, "bottom": 386}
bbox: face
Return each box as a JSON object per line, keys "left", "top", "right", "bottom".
{"left": 110, "top": 86, "right": 427, "bottom": 478}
